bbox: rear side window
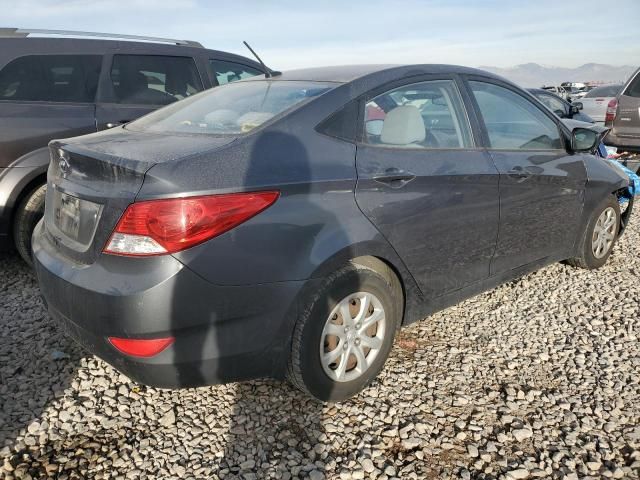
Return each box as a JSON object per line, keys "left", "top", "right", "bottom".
{"left": 110, "top": 55, "right": 203, "bottom": 106}
{"left": 585, "top": 84, "right": 622, "bottom": 98}
{"left": 624, "top": 73, "right": 640, "bottom": 98}
{"left": 0, "top": 55, "right": 101, "bottom": 103}
{"left": 470, "top": 81, "right": 562, "bottom": 150}
{"left": 210, "top": 60, "right": 262, "bottom": 85}
{"left": 363, "top": 80, "right": 473, "bottom": 149}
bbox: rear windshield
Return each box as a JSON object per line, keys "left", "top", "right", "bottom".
{"left": 126, "top": 80, "right": 334, "bottom": 135}
{"left": 584, "top": 85, "right": 622, "bottom": 98}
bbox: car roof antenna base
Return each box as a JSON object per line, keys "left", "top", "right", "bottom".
{"left": 243, "top": 41, "right": 281, "bottom": 78}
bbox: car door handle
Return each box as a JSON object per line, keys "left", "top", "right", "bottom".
{"left": 373, "top": 169, "right": 416, "bottom": 188}
{"left": 105, "top": 121, "right": 129, "bottom": 129}
{"left": 507, "top": 165, "right": 538, "bottom": 181}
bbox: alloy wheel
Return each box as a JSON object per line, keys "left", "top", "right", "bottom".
{"left": 592, "top": 206, "right": 617, "bottom": 259}
{"left": 320, "top": 292, "right": 386, "bottom": 383}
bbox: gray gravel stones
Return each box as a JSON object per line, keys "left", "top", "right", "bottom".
{"left": 1, "top": 216, "right": 640, "bottom": 479}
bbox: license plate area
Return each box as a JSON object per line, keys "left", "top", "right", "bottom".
{"left": 45, "top": 187, "right": 103, "bottom": 251}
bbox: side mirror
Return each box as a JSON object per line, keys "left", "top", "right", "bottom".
{"left": 573, "top": 102, "right": 583, "bottom": 111}
{"left": 571, "top": 128, "right": 599, "bottom": 152}
{"left": 569, "top": 105, "right": 580, "bottom": 115}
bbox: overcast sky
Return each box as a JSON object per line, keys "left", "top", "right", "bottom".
{"left": 2, "top": 0, "right": 639, "bottom": 70}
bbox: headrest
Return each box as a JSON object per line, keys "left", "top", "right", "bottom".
{"left": 380, "top": 106, "right": 426, "bottom": 145}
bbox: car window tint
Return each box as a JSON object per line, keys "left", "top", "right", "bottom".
{"left": 210, "top": 60, "right": 262, "bottom": 85}
{"left": 536, "top": 93, "right": 566, "bottom": 115}
{"left": 470, "top": 82, "right": 562, "bottom": 150}
{"left": 363, "top": 80, "right": 473, "bottom": 149}
{"left": 110, "top": 55, "right": 203, "bottom": 106}
{"left": 624, "top": 73, "right": 640, "bottom": 98}
{"left": 0, "top": 55, "right": 101, "bottom": 103}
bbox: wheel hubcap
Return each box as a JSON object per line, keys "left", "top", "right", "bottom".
{"left": 320, "top": 292, "right": 386, "bottom": 383}
{"left": 592, "top": 206, "right": 617, "bottom": 259}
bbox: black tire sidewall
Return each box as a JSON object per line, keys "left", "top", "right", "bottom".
{"left": 297, "top": 267, "right": 399, "bottom": 402}
{"left": 582, "top": 196, "right": 620, "bottom": 269}
{"left": 13, "top": 184, "right": 46, "bottom": 265}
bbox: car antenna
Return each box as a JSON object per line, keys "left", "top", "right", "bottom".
{"left": 243, "top": 41, "right": 281, "bottom": 78}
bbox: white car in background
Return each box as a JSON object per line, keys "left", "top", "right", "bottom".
{"left": 573, "top": 84, "right": 623, "bottom": 125}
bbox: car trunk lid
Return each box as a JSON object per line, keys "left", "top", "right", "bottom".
{"left": 44, "top": 128, "right": 236, "bottom": 264}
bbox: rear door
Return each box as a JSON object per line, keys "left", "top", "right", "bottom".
{"left": 0, "top": 54, "right": 101, "bottom": 167}
{"left": 613, "top": 69, "right": 640, "bottom": 140}
{"left": 465, "top": 78, "right": 586, "bottom": 274}
{"left": 95, "top": 53, "right": 206, "bottom": 130}
{"left": 354, "top": 76, "right": 500, "bottom": 299}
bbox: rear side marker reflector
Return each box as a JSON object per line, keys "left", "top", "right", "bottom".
{"left": 104, "top": 191, "right": 279, "bottom": 256}
{"left": 108, "top": 336, "right": 174, "bottom": 357}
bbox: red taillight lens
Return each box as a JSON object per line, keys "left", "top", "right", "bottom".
{"left": 108, "top": 336, "right": 174, "bottom": 357}
{"left": 605, "top": 98, "right": 618, "bottom": 126}
{"left": 104, "top": 191, "right": 279, "bottom": 256}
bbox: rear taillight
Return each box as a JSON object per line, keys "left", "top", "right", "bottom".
{"left": 605, "top": 98, "right": 618, "bottom": 126}
{"left": 104, "top": 191, "right": 279, "bottom": 256}
{"left": 109, "top": 336, "right": 174, "bottom": 357}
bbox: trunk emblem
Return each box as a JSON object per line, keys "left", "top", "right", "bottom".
{"left": 58, "top": 150, "right": 70, "bottom": 178}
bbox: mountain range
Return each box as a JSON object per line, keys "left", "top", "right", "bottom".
{"left": 480, "top": 63, "right": 637, "bottom": 88}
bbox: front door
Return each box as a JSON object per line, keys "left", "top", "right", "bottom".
{"left": 466, "top": 79, "right": 586, "bottom": 274}
{"left": 355, "top": 78, "right": 500, "bottom": 299}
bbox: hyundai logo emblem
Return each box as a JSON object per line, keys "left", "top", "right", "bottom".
{"left": 58, "top": 149, "right": 70, "bottom": 178}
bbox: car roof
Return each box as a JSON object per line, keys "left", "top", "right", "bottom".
{"left": 0, "top": 37, "right": 261, "bottom": 67}
{"left": 270, "top": 64, "right": 505, "bottom": 83}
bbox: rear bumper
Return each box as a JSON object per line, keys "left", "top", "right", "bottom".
{"left": 33, "top": 220, "right": 309, "bottom": 388}
{"left": 604, "top": 132, "right": 640, "bottom": 152}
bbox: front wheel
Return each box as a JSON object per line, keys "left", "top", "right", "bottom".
{"left": 568, "top": 195, "right": 620, "bottom": 270}
{"left": 13, "top": 184, "right": 46, "bottom": 267}
{"left": 287, "top": 262, "right": 402, "bottom": 402}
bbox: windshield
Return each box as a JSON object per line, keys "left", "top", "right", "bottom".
{"left": 127, "top": 80, "right": 334, "bottom": 135}
{"left": 584, "top": 85, "right": 622, "bottom": 98}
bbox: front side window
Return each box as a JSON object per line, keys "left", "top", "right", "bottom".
{"left": 363, "top": 80, "right": 473, "bottom": 149}
{"left": 535, "top": 93, "right": 567, "bottom": 115}
{"left": 0, "top": 54, "right": 101, "bottom": 103}
{"left": 127, "top": 80, "right": 333, "bottom": 135}
{"left": 470, "top": 81, "right": 562, "bottom": 150}
{"left": 210, "top": 60, "right": 262, "bottom": 86}
{"left": 110, "top": 55, "right": 203, "bottom": 106}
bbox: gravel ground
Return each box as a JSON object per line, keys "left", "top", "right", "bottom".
{"left": 1, "top": 218, "right": 639, "bottom": 480}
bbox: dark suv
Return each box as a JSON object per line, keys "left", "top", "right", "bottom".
{"left": 0, "top": 28, "right": 263, "bottom": 264}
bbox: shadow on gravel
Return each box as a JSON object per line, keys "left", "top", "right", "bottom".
{"left": 0, "top": 253, "right": 83, "bottom": 457}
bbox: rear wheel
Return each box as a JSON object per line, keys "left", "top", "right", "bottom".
{"left": 287, "top": 262, "right": 402, "bottom": 402}
{"left": 13, "top": 184, "right": 46, "bottom": 267}
{"left": 568, "top": 195, "right": 620, "bottom": 270}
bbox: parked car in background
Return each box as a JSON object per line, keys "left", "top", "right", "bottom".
{"left": 573, "top": 84, "right": 623, "bottom": 125}
{"left": 605, "top": 67, "right": 640, "bottom": 153}
{"left": 527, "top": 88, "right": 594, "bottom": 122}
{"left": 34, "top": 64, "right": 630, "bottom": 402}
{"left": 542, "top": 85, "right": 570, "bottom": 100}
{"left": 0, "top": 28, "right": 264, "bottom": 264}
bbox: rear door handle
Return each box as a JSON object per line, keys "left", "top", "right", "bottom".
{"left": 105, "top": 121, "right": 129, "bottom": 129}
{"left": 373, "top": 168, "right": 416, "bottom": 188}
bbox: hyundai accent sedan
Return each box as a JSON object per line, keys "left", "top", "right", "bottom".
{"left": 34, "top": 65, "right": 631, "bottom": 402}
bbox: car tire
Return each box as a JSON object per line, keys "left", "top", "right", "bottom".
{"left": 287, "top": 261, "right": 402, "bottom": 402}
{"left": 567, "top": 195, "right": 620, "bottom": 270}
{"left": 13, "top": 184, "right": 46, "bottom": 267}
